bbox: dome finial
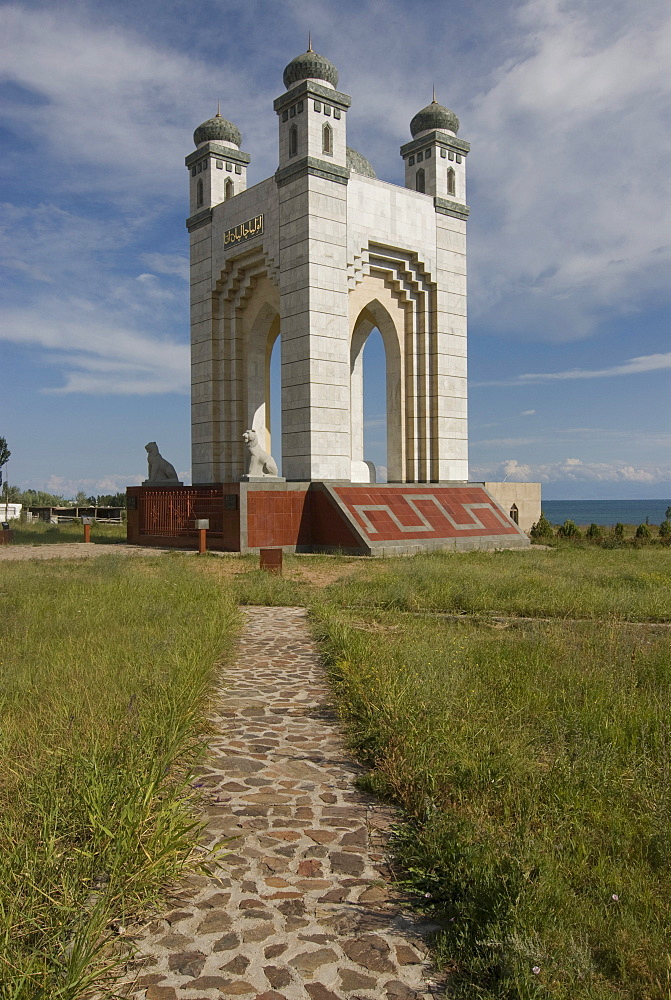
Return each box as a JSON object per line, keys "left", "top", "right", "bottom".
{"left": 216, "top": 99, "right": 221, "bottom": 118}
{"left": 308, "top": 31, "right": 313, "bottom": 52}
{"left": 283, "top": 45, "right": 338, "bottom": 89}
{"left": 410, "top": 96, "right": 459, "bottom": 137}
{"left": 432, "top": 84, "right": 436, "bottom": 104}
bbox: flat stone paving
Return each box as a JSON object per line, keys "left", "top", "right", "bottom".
{"left": 121, "top": 606, "right": 442, "bottom": 1000}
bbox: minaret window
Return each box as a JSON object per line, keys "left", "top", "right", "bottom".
{"left": 322, "top": 123, "right": 333, "bottom": 156}
{"left": 289, "top": 124, "right": 298, "bottom": 158}
{"left": 415, "top": 168, "right": 425, "bottom": 193}
{"left": 447, "top": 167, "right": 455, "bottom": 196}
{"left": 196, "top": 178, "right": 204, "bottom": 208}
{"left": 225, "top": 178, "right": 234, "bottom": 201}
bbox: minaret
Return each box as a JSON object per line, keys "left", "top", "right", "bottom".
{"left": 273, "top": 46, "right": 352, "bottom": 481}
{"left": 185, "top": 108, "right": 250, "bottom": 217}
{"left": 274, "top": 42, "right": 349, "bottom": 173}
{"left": 400, "top": 95, "right": 469, "bottom": 205}
{"left": 401, "top": 95, "right": 470, "bottom": 483}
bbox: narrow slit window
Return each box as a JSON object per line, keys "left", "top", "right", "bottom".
{"left": 509, "top": 504, "right": 519, "bottom": 525}
{"left": 196, "top": 178, "right": 204, "bottom": 207}
{"left": 322, "top": 122, "right": 333, "bottom": 156}
{"left": 289, "top": 124, "right": 298, "bottom": 158}
{"left": 224, "top": 178, "right": 234, "bottom": 201}
{"left": 415, "top": 167, "right": 425, "bottom": 193}
{"left": 447, "top": 167, "right": 456, "bottom": 196}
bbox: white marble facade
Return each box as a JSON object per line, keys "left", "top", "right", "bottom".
{"left": 187, "top": 48, "right": 469, "bottom": 484}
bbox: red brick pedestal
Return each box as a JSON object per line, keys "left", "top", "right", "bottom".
{"left": 126, "top": 481, "right": 528, "bottom": 555}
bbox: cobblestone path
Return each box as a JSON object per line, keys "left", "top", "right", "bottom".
{"left": 122, "top": 607, "right": 441, "bottom": 1000}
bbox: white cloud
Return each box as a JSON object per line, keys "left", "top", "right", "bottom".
{"left": 472, "top": 456, "right": 671, "bottom": 484}
{"left": 1, "top": 306, "right": 189, "bottom": 394}
{"left": 467, "top": 0, "right": 671, "bottom": 340}
{"left": 140, "top": 253, "right": 189, "bottom": 280}
{"left": 521, "top": 409, "right": 536, "bottom": 416}
{"left": 473, "top": 351, "right": 671, "bottom": 387}
{"left": 44, "top": 474, "right": 143, "bottom": 498}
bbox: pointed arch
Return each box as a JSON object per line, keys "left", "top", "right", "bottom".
{"left": 244, "top": 295, "right": 281, "bottom": 460}
{"left": 350, "top": 295, "right": 404, "bottom": 483}
{"left": 289, "top": 124, "right": 298, "bottom": 158}
{"left": 196, "top": 177, "right": 204, "bottom": 207}
{"left": 415, "top": 167, "right": 425, "bottom": 193}
{"left": 322, "top": 122, "right": 333, "bottom": 156}
{"left": 447, "top": 166, "right": 455, "bottom": 196}
{"left": 224, "top": 178, "right": 234, "bottom": 201}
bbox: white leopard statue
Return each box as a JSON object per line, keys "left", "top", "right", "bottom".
{"left": 242, "top": 429, "right": 279, "bottom": 477}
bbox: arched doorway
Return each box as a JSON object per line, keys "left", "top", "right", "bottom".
{"left": 350, "top": 299, "right": 403, "bottom": 482}
{"left": 244, "top": 298, "right": 280, "bottom": 461}
{"left": 269, "top": 332, "right": 282, "bottom": 474}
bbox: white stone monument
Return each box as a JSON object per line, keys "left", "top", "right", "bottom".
{"left": 187, "top": 45, "right": 469, "bottom": 486}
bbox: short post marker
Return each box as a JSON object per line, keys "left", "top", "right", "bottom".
{"left": 195, "top": 518, "right": 209, "bottom": 554}
{"left": 260, "top": 547, "right": 282, "bottom": 574}
{"left": 82, "top": 516, "right": 93, "bottom": 543}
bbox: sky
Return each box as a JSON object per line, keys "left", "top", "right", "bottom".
{"left": 1, "top": 0, "right": 670, "bottom": 500}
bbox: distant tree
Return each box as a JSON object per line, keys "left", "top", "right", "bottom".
{"left": 20, "top": 488, "right": 67, "bottom": 507}
{"left": 586, "top": 523, "right": 603, "bottom": 540}
{"left": 557, "top": 519, "right": 581, "bottom": 539}
{"left": 530, "top": 512, "right": 554, "bottom": 541}
{"left": 72, "top": 491, "right": 90, "bottom": 507}
{"left": 0, "top": 437, "right": 9, "bottom": 478}
{"left": 635, "top": 523, "right": 652, "bottom": 540}
{"left": 665, "top": 506, "right": 671, "bottom": 520}
{"left": 659, "top": 519, "right": 671, "bottom": 539}
{"left": 613, "top": 522, "right": 625, "bottom": 539}
{"left": 96, "top": 493, "right": 127, "bottom": 508}
{"left": 1, "top": 483, "right": 20, "bottom": 503}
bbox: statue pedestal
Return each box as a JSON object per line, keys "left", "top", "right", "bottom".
{"left": 239, "top": 475, "right": 286, "bottom": 483}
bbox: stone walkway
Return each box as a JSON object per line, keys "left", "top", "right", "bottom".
{"left": 119, "top": 607, "right": 442, "bottom": 1000}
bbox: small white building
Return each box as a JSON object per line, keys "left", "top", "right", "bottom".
{"left": 1, "top": 503, "right": 22, "bottom": 520}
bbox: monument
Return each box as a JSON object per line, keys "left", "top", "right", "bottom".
{"left": 127, "top": 45, "right": 539, "bottom": 553}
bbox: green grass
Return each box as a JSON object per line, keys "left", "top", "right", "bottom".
{"left": 8, "top": 520, "right": 126, "bottom": 545}
{"left": 313, "top": 606, "right": 671, "bottom": 998}
{"left": 0, "top": 556, "right": 239, "bottom": 999}
{"left": 322, "top": 547, "right": 671, "bottom": 621}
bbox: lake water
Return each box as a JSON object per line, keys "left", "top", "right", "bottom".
{"left": 542, "top": 499, "right": 671, "bottom": 527}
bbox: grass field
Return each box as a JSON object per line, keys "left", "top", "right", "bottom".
{"left": 319, "top": 546, "right": 671, "bottom": 621}
{"left": 310, "top": 547, "right": 671, "bottom": 999}
{"left": 2, "top": 545, "right": 670, "bottom": 999}
{"left": 7, "top": 520, "right": 127, "bottom": 545}
{"left": 0, "top": 555, "right": 239, "bottom": 999}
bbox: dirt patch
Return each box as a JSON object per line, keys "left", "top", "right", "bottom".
{"left": 0, "top": 543, "right": 188, "bottom": 561}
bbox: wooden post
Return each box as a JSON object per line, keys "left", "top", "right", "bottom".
{"left": 198, "top": 528, "right": 207, "bottom": 554}
{"left": 260, "top": 548, "right": 282, "bottom": 574}
{"left": 83, "top": 523, "right": 91, "bottom": 543}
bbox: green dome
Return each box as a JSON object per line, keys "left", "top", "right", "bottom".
{"left": 283, "top": 48, "right": 338, "bottom": 90}
{"left": 347, "top": 147, "right": 376, "bottom": 178}
{"left": 410, "top": 99, "right": 459, "bottom": 138}
{"left": 193, "top": 112, "right": 242, "bottom": 147}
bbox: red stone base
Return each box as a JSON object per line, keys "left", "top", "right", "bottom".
{"left": 126, "top": 482, "right": 528, "bottom": 555}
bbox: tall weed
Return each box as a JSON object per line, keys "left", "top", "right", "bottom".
{"left": 314, "top": 606, "right": 671, "bottom": 999}
{"left": 324, "top": 548, "right": 671, "bottom": 621}
{"left": 0, "top": 556, "right": 239, "bottom": 998}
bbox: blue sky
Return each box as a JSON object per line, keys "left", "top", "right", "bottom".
{"left": 1, "top": 0, "right": 669, "bottom": 500}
